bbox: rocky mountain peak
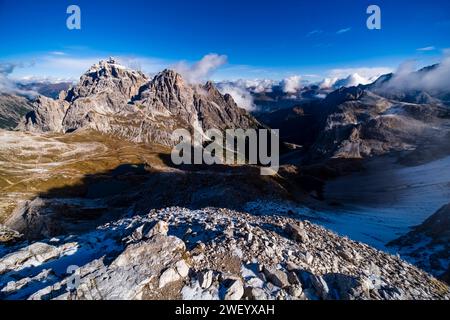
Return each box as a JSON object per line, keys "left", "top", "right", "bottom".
{"left": 19, "top": 58, "right": 260, "bottom": 146}
{"left": 202, "top": 80, "right": 223, "bottom": 97}
{"left": 150, "top": 69, "right": 186, "bottom": 92}
{"left": 64, "top": 58, "right": 148, "bottom": 103}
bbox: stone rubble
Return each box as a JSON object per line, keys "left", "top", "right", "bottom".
{"left": 0, "top": 207, "right": 448, "bottom": 300}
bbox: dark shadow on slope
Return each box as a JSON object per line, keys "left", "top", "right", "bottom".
{"left": 3, "top": 148, "right": 385, "bottom": 243}
{"left": 4, "top": 159, "right": 318, "bottom": 241}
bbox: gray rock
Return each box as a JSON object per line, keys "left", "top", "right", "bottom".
{"left": 145, "top": 221, "right": 169, "bottom": 238}
{"left": 0, "top": 241, "right": 77, "bottom": 275}
{"left": 0, "top": 93, "right": 34, "bottom": 130}
{"left": 18, "top": 59, "right": 260, "bottom": 147}
{"left": 287, "top": 271, "right": 301, "bottom": 285}
{"left": 311, "top": 275, "right": 330, "bottom": 300}
{"left": 288, "top": 284, "right": 303, "bottom": 298}
{"left": 286, "top": 223, "right": 309, "bottom": 243}
{"left": 224, "top": 279, "right": 244, "bottom": 300}
{"left": 247, "top": 287, "right": 268, "bottom": 300}
{"left": 19, "top": 95, "right": 69, "bottom": 133}
{"left": 286, "top": 261, "right": 299, "bottom": 272}
{"left": 263, "top": 266, "right": 290, "bottom": 288}
{"left": 61, "top": 234, "right": 187, "bottom": 300}
{"left": 0, "top": 225, "right": 22, "bottom": 243}
{"left": 305, "top": 252, "right": 314, "bottom": 265}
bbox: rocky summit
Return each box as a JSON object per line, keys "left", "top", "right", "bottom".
{"left": 0, "top": 207, "right": 448, "bottom": 300}
{"left": 19, "top": 58, "right": 259, "bottom": 146}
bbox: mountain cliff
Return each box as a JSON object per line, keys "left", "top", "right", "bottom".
{"left": 19, "top": 58, "right": 260, "bottom": 146}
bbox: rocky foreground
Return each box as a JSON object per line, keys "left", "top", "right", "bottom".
{"left": 0, "top": 207, "right": 448, "bottom": 300}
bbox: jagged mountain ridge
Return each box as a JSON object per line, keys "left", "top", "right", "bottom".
{"left": 256, "top": 65, "right": 450, "bottom": 163}
{"left": 20, "top": 58, "right": 260, "bottom": 146}
{"left": 306, "top": 84, "right": 450, "bottom": 161}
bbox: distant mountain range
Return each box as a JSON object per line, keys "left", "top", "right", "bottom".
{"left": 17, "top": 81, "right": 73, "bottom": 99}
{"left": 256, "top": 63, "right": 450, "bottom": 164}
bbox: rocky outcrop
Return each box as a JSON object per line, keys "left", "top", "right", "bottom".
{"left": 0, "top": 207, "right": 448, "bottom": 300}
{"left": 388, "top": 203, "right": 450, "bottom": 284}
{"left": 18, "top": 58, "right": 260, "bottom": 146}
{"left": 0, "top": 225, "right": 22, "bottom": 243}
{"left": 19, "top": 95, "right": 69, "bottom": 132}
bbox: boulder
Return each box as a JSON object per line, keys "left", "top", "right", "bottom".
{"left": 198, "top": 270, "right": 214, "bottom": 289}
{"left": 263, "top": 266, "right": 290, "bottom": 288}
{"left": 286, "top": 223, "right": 309, "bottom": 243}
{"left": 159, "top": 268, "right": 181, "bottom": 289}
{"left": 224, "top": 279, "right": 244, "bottom": 300}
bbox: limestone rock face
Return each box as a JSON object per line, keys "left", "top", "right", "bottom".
{"left": 18, "top": 58, "right": 260, "bottom": 146}
{"left": 19, "top": 95, "right": 69, "bottom": 133}
{"left": 65, "top": 58, "right": 148, "bottom": 103}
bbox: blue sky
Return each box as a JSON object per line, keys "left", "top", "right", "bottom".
{"left": 1, "top": 0, "right": 449, "bottom": 81}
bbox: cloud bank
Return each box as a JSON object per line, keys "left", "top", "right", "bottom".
{"left": 0, "top": 62, "right": 38, "bottom": 97}
{"left": 216, "top": 82, "right": 257, "bottom": 111}
{"left": 382, "top": 53, "right": 450, "bottom": 93}
{"left": 173, "top": 54, "right": 228, "bottom": 84}
{"left": 281, "top": 76, "right": 303, "bottom": 93}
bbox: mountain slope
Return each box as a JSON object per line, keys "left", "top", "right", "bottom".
{"left": 0, "top": 94, "right": 34, "bottom": 129}
{"left": 305, "top": 85, "right": 450, "bottom": 162}
{"left": 388, "top": 203, "right": 450, "bottom": 283}
{"left": 0, "top": 207, "right": 448, "bottom": 300}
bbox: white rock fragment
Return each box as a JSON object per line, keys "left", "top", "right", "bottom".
{"left": 159, "top": 268, "right": 181, "bottom": 289}
{"left": 146, "top": 221, "right": 169, "bottom": 238}
{"left": 175, "top": 260, "right": 190, "bottom": 278}
{"left": 286, "top": 223, "right": 309, "bottom": 243}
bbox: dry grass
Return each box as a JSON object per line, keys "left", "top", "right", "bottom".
{"left": 0, "top": 129, "right": 171, "bottom": 223}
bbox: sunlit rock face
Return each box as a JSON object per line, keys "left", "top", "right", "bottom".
{"left": 19, "top": 58, "right": 260, "bottom": 146}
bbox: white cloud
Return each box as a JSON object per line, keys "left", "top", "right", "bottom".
{"left": 50, "top": 51, "right": 66, "bottom": 56}
{"left": 0, "top": 62, "right": 37, "bottom": 97}
{"left": 336, "top": 27, "right": 351, "bottom": 34}
{"left": 333, "top": 73, "right": 371, "bottom": 88}
{"left": 307, "top": 30, "right": 323, "bottom": 37}
{"left": 318, "top": 77, "right": 338, "bottom": 89}
{"left": 173, "top": 54, "right": 228, "bottom": 84}
{"left": 281, "top": 75, "right": 303, "bottom": 93}
{"left": 328, "top": 67, "right": 392, "bottom": 81}
{"left": 382, "top": 53, "right": 450, "bottom": 93}
{"left": 417, "top": 46, "right": 436, "bottom": 52}
{"left": 231, "top": 79, "right": 276, "bottom": 93}
{"left": 216, "top": 82, "right": 256, "bottom": 111}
